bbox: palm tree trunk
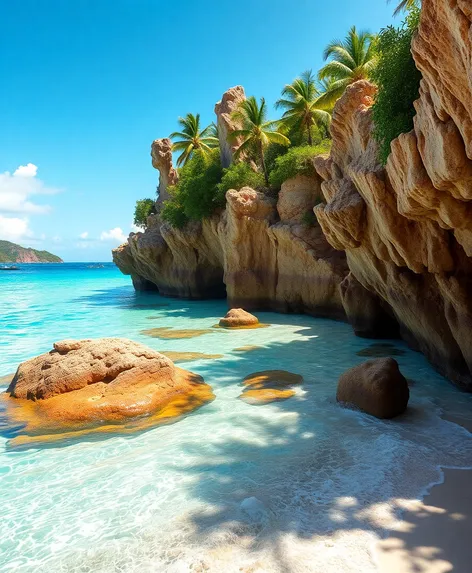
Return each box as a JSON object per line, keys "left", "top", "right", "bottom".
{"left": 259, "top": 140, "right": 269, "bottom": 187}
{"left": 307, "top": 125, "right": 313, "bottom": 146}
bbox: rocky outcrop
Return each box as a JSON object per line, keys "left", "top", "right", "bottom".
{"left": 113, "top": 221, "right": 225, "bottom": 298}
{"left": 3, "top": 338, "right": 214, "bottom": 447}
{"left": 151, "top": 138, "right": 178, "bottom": 209}
{"left": 314, "top": 0, "right": 472, "bottom": 389}
{"left": 114, "top": 182, "right": 348, "bottom": 319}
{"left": 114, "top": 0, "right": 472, "bottom": 390}
{"left": 214, "top": 86, "right": 247, "bottom": 168}
{"left": 337, "top": 358, "right": 409, "bottom": 419}
{"left": 219, "top": 308, "right": 259, "bottom": 328}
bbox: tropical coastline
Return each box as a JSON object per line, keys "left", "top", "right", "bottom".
{"left": 2, "top": 0, "right": 472, "bottom": 571}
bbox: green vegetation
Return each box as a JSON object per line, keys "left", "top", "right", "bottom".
{"left": 301, "top": 210, "right": 319, "bottom": 228}
{"left": 269, "top": 142, "right": 331, "bottom": 189}
{"left": 317, "top": 26, "right": 378, "bottom": 108}
{"left": 275, "top": 70, "right": 331, "bottom": 145}
{"left": 217, "top": 162, "right": 265, "bottom": 196}
{"left": 161, "top": 150, "right": 223, "bottom": 228}
{"left": 170, "top": 113, "right": 219, "bottom": 166}
{"left": 0, "top": 240, "right": 62, "bottom": 263}
{"left": 371, "top": 8, "right": 422, "bottom": 164}
{"left": 133, "top": 198, "right": 155, "bottom": 229}
{"left": 390, "top": 0, "right": 420, "bottom": 16}
{"left": 146, "top": 0, "right": 423, "bottom": 228}
{"left": 228, "top": 96, "right": 290, "bottom": 186}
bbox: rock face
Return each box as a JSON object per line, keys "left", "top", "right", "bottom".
{"left": 219, "top": 308, "right": 259, "bottom": 328}
{"left": 114, "top": 0, "right": 472, "bottom": 391}
{"left": 3, "top": 338, "right": 214, "bottom": 447}
{"left": 337, "top": 358, "right": 409, "bottom": 419}
{"left": 151, "top": 138, "right": 178, "bottom": 209}
{"left": 313, "top": 0, "right": 472, "bottom": 389}
{"left": 214, "top": 86, "right": 247, "bottom": 168}
{"left": 113, "top": 183, "right": 348, "bottom": 319}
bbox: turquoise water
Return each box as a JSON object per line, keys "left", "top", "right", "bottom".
{"left": 1, "top": 263, "right": 472, "bottom": 572}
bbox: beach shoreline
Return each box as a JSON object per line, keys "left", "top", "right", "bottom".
{"left": 376, "top": 413, "right": 472, "bottom": 573}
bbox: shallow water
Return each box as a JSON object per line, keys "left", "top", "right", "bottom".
{"left": 1, "top": 263, "right": 472, "bottom": 572}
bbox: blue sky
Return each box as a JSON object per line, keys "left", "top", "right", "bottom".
{"left": 1, "top": 0, "right": 396, "bottom": 261}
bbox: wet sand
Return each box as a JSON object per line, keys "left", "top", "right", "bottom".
{"left": 376, "top": 415, "right": 472, "bottom": 573}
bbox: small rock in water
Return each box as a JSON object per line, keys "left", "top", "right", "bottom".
{"left": 219, "top": 308, "right": 260, "bottom": 328}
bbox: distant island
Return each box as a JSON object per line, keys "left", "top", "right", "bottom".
{"left": 0, "top": 240, "right": 63, "bottom": 263}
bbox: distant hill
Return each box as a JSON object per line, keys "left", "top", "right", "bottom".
{"left": 0, "top": 240, "right": 63, "bottom": 263}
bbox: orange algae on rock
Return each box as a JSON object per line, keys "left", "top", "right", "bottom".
{"left": 234, "top": 345, "right": 263, "bottom": 353}
{"left": 2, "top": 338, "right": 214, "bottom": 448}
{"left": 239, "top": 369, "right": 303, "bottom": 405}
{"left": 242, "top": 370, "right": 303, "bottom": 389}
{"left": 240, "top": 388, "right": 296, "bottom": 405}
{"left": 140, "top": 327, "right": 215, "bottom": 339}
{"left": 213, "top": 323, "right": 270, "bottom": 331}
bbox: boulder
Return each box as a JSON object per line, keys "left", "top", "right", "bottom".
{"left": 219, "top": 308, "right": 259, "bottom": 328}
{"left": 3, "top": 338, "right": 214, "bottom": 447}
{"left": 337, "top": 358, "right": 409, "bottom": 419}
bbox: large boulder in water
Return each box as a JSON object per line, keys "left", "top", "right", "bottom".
{"left": 3, "top": 338, "right": 214, "bottom": 447}
{"left": 336, "top": 357, "right": 409, "bottom": 419}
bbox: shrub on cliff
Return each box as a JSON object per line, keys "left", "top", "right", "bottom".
{"left": 160, "top": 194, "right": 189, "bottom": 229}
{"left": 269, "top": 142, "right": 331, "bottom": 189}
{"left": 161, "top": 149, "right": 223, "bottom": 228}
{"left": 133, "top": 198, "right": 155, "bottom": 229}
{"left": 216, "top": 162, "right": 265, "bottom": 197}
{"left": 371, "top": 8, "right": 422, "bottom": 165}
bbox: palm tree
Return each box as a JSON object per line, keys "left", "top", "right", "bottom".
{"left": 170, "top": 113, "right": 219, "bottom": 167}
{"left": 390, "top": 0, "right": 420, "bottom": 16}
{"left": 275, "top": 70, "right": 332, "bottom": 145}
{"left": 317, "top": 26, "right": 377, "bottom": 109}
{"left": 229, "top": 96, "right": 290, "bottom": 186}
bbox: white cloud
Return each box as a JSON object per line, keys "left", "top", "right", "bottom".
{"left": 13, "top": 163, "right": 38, "bottom": 178}
{"left": 131, "top": 223, "right": 144, "bottom": 233}
{"left": 100, "top": 227, "right": 127, "bottom": 243}
{"left": 0, "top": 163, "right": 58, "bottom": 216}
{"left": 0, "top": 215, "right": 33, "bottom": 242}
{"left": 79, "top": 231, "right": 89, "bottom": 239}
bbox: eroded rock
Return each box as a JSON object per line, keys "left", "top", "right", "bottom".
{"left": 3, "top": 338, "right": 214, "bottom": 447}
{"left": 114, "top": 183, "right": 347, "bottom": 319}
{"left": 314, "top": 2, "right": 472, "bottom": 389}
{"left": 214, "top": 86, "right": 247, "bottom": 168}
{"left": 151, "top": 138, "right": 178, "bottom": 209}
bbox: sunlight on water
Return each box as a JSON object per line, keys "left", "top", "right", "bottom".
{"left": 1, "top": 264, "right": 472, "bottom": 572}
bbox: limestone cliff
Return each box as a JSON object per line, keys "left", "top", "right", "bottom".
{"left": 314, "top": 0, "right": 472, "bottom": 389}
{"left": 114, "top": 178, "right": 348, "bottom": 318}
{"left": 114, "top": 0, "right": 472, "bottom": 390}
